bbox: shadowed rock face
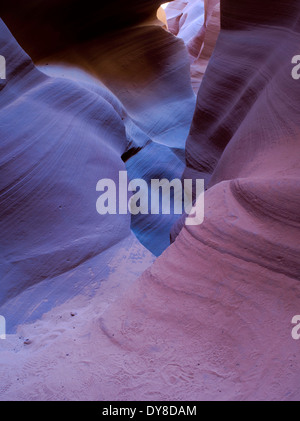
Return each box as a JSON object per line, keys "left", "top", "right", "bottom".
{"left": 183, "top": 0, "right": 300, "bottom": 188}
{"left": 0, "top": 19, "right": 136, "bottom": 326}
{"left": 0, "top": 2, "right": 197, "bottom": 260}
{"left": 0, "top": 0, "right": 163, "bottom": 60}
{"left": 171, "top": 0, "right": 300, "bottom": 235}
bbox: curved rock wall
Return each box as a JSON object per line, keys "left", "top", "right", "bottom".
{"left": 101, "top": 0, "right": 300, "bottom": 399}
{"left": 0, "top": 0, "right": 299, "bottom": 401}
{"left": 165, "top": 0, "right": 220, "bottom": 92}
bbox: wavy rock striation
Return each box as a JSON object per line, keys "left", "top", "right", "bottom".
{"left": 0, "top": 0, "right": 197, "bottom": 329}
{"left": 165, "top": 0, "right": 220, "bottom": 92}
{"left": 0, "top": 19, "right": 155, "bottom": 330}
{"left": 100, "top": 0, "right": 300, "bottom": 400}
{"left": 1, "top": 1, "right": 197, "bottom": 257}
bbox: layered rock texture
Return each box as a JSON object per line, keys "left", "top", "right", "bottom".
{"left": 1, "top": 1, "right": 197, "bottom": 257}
{"left": 165, "top": 0, "right": 220, "bottom": 92}
{"left": 0, "top": 0, "right": 300, "bottom": 401}
{"left": 103, "top": 0, "right": 300, "bottom": 399}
